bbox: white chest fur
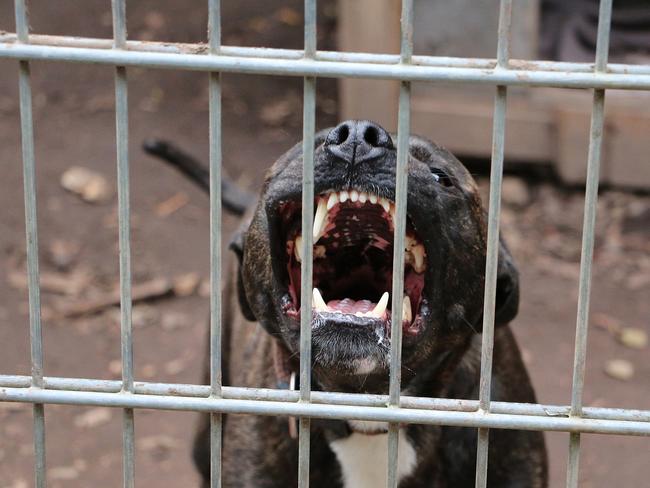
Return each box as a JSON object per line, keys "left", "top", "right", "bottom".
{"left": 329, "top": 428, "right": 417, "bottom": 488}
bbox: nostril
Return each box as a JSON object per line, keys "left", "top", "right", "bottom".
{"left": 330, "top": 124, "right": 350, "bottom": 145}
{"left": 363, "top": 126, "right": 379, "bottom": 147}
{"left": 337, "top": 124, "right": 350, "bottom": 144}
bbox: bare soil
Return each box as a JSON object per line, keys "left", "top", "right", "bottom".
{"left": 1, "top": 2, "right": 648, "bottom": 487}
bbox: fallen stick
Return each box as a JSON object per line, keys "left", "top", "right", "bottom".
{"left": 52, "top": 277, "right": 174, "bottom": 319}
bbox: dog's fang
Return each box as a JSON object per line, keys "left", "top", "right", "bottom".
{"left": 403, "top": 295, "right": 412, "bottom": 324}
{"left": 294, "top": 235, "right": 302, "bottom": 263}
{"left": 326, "top": 192, "right": 339, "bottom": 210}
{"left": 379, "top": 197, "right": 390, "bottom": 213}
{"left": 313, "top": 288, "right": 327, "bottom": 312}
{"left": 369, "top": 292, "right": 389, "bottom": 318}
{"left": 412, "top": 244, "right": 426, "bottom": 273}
{"left": 313, "top": 198, "right": 329, "bottom": 242}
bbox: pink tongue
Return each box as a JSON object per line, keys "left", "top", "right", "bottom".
{"left": 326, "top": 298, "right": 376, "bottom": 314}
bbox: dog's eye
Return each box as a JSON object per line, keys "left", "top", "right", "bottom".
{"left": 430, "top": 168, "right": 454, "bottom": 187}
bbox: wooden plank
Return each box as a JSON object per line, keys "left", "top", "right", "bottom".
{"left": 337, "top": 0, "right": 400, "bottom": 129}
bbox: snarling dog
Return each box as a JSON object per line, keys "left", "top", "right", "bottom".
{"left": 150, "top": 120, "right": 547, "bottom": 487}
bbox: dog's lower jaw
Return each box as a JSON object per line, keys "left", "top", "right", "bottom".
{"left": 329, "top": 429, "right": 417, "bottom": 488}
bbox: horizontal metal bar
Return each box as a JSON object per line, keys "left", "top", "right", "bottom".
{"left": 3, "top": 33, "right": 650, "bottom": 77}
{"left": 1, "top": 386, "right": 649, "bottom": 436}
{"left": 2, "top": 375, "right": 649, "bottom": 423}
{"left": 3, "top": 43, "right": 650, "bottom": 90}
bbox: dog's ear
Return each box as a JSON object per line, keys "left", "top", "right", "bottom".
{"left": 494, "top": 239, "right": 519, "bottom": 325}
{"left": 229, "top": 231, "right": 256, "bottom": 321}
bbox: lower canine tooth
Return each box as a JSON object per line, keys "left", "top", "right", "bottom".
{"left": 312, "top": 288, "right": 328, "bottom": 312}
{"left": 370, "top": 292, "right": 389, "bottom": 318}
{"left": 294, "top": 235, "right": 303, "bottom": 263}
{"left": 402, "top": 295, "right": 412, "bottom": 323}
{"left": 412, "top": 244, "right": 426, "bottom": 273}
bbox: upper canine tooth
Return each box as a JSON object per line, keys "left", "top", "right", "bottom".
{"left": 339, "top": 190, "right": 349, "bottom": 203}
{"left": 370, "top": 292, "right": 389, "bottom": 318}
{"left": 379, "top": 197, "right": 390, "bottom": 213}
{"left": 326, "top": 192, "right": 339, "bottom": 210}
{"left": 402, "top": 295, "right": 412, "bottom": 323}
{"left": 369, "top": 193, "right": 378, "bottom": 204}
{"left": 358, "top": 192, "right": 367, "bottom": 203}
{"left": 313, "top": 288, "right": 328, "bottom": 312}
{"left": 350, "top": 190, "right": 359, "bottom": 202}
{"left": 313, "top": 198, "right": 328, "bottom": 241}
{"left": 294, "top": 235, "right": 303, "bottom": 263}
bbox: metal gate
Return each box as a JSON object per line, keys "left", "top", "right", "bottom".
{"left": 1, "top": 0, "right": 649, "bottom": 487}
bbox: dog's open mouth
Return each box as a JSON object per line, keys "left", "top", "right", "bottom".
{"left": 279, "top": 189, "right": 426, "bottom": 336}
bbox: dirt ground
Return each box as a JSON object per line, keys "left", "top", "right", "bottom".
{"left": 1, "top": 2, "right": 648, "bottom": 487}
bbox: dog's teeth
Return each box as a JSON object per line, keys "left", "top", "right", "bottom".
{"left": 402, "top": 295, "right": 412, "bottom": 323}
{"left": 358, "top": 192, "right": 367, "bottom": 203}
{"left": 412, "top": 244, "right": 426, "bottom": 273}
{"left": 339, "top": 190, "right": 349, "bottom": 203}
{"left": 326, "top": 192, "right": 339, "bottom": 210}
{"left": 369, "top": 292, "right": 389, "bottom": 318}
{"left": 294, "top": 235, "right": 303, "bottom": 263}
{"left": 369, "top": 193, "right": 378, "bottom": 205}
{"left": 313, "top": 198, "right": 328, "bottom": 242}
{"left": 314, "top": 245, "right": 326, "bottom": 259}
{"left": 312, "top": 288, "right": 328, "bottom": 312}
{"left": 379, "top": 197, "right": 390, "bottom": 213}
{"left": 350, "top": 190, "right": 359, "bottom": 202}
{"left": 404, "top": 235, "right": 416, "bottom": 251}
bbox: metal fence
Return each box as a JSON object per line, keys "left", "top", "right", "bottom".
{"left": 0, "top": 0, "right": 649, "bottom": 487}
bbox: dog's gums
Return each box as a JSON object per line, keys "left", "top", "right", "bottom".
{"left": 281, "top": 190, "right": 426, "bottom": 337}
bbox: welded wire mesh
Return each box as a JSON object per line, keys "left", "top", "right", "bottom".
{"left": 1, "top": 1, "right": 649, "bottom": 487}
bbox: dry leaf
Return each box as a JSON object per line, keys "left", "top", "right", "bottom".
{"left": 47, "top": 239, "right": 81, "bottom": 271}
{"left": 275, "top": 7, "right": 301, "bottom": 26}
{"left": 155, "top": 192, "right": 189, "bottom": 217}
{"left": 74, "top": 408, "right": 112, "bottom": 428}
{"left": 173, "top": 272, "right": 200, "bottom": 297}
{"left": 618, "top": 328, "right": 648, "bottom": 349}
{"left": 604, "top": 359, "right": 635, "bottom": 381}
{"left": 48, "top": 466, "right": 80, "bottom": 481}
{"left": 161, "top": 312, "right": 190, "bottom": 331}
{"left": 61, "top": 167, "right": 112, "bottom": 204}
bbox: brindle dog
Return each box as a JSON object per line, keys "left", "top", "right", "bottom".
{"left": 150, "top": 120, "right": 547, "bottom": 487}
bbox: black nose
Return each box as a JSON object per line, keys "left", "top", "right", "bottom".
{"left": 324, "top": 120, "right": 393, "bottom": 165}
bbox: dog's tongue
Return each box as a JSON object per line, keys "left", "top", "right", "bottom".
{"left": 326, "top": 298, "right": 375, "bottom": 314}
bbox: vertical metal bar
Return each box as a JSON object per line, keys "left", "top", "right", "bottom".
{"left": 387, "top": 1, "right": 413, "bottom": 487}
{"left": 208, "top": 1, "right": 223, "bottom": 487}
{"left": 14, "top": 2, "right": 47, "bottom": 486}
{"left": 298, "top": 2, "right": 317, "bottom": 486}
{"left": 475, "top": 2, "right": 511, "bottom": 487}
{"left": 112, "top": 1, "right": 134, "bottom": 487}
{"left": 566, "top": 2, "right": 612, "bottom": 485}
